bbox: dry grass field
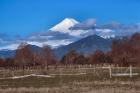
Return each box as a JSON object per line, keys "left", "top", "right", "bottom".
{"left": 0, "top": 65, "right": 140, "bottom": 93}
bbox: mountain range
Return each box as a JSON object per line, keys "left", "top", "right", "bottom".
{"left": 1, "top": 18, "right": 140, "bottom": 50}
{"left": 0, "top": 34, "right": 113, "bottom": 59}
{"left": 53, "top": 34, "right": 113, "bottom": 58}
{"left": 0, "top": 18, "right": 140, "bottom": 58}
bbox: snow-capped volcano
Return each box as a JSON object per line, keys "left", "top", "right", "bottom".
{"left": 50, "top": 18, "right": 79, "bottom": 33}
{"left": 49, "top": 18, "right": 90, "bottom": 37}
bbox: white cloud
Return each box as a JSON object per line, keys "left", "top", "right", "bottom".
{"left": 0, "top": 43, "right": 20, "bottom": 50}
{"left": 96, "top": 29, "right": 113, "bottom": 33}
{"left": 46, "top": 39, "right": 73, "bottom": 48}
{"left": 69, "top": 30, "right": 89, "bottom": 37}
{"left": 27, "top": 39, "right": 73, "bottom": 49}
{"left": 0, "top": 39, "right": 73, "bottom": 50}
{"left": 70, "top": 18, "right": 96, "bottom": 30}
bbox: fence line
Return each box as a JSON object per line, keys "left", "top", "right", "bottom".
{"left": 110, "top": 65, "right": 139, "bottom": 78}
{"left": 0, "top": 64, "right": 139, "bottom": 79}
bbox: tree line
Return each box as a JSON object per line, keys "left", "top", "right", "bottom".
{"left": 61, "top": 33, "right": 140, "bottom": 66}
{"left": 0, "top": 33, "right": 140, "bottom": 68}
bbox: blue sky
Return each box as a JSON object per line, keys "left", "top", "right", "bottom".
{"left": 0, "top": 0, "right": 140, "bottom": 39}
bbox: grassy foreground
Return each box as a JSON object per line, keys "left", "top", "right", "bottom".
{"left": 0, "top": 65, "right": 140, "bottom": 93}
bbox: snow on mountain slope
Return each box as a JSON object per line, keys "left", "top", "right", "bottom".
{"left": 0, "top": 44, "right": 19, "bottom": 50}
{"left": 50, "top": 18, "right": 79, "bottom": 33}
{"left": 49, "top": 18, "right": 87, "bottom": 36}
{"left": 95, "top": 29, "right": 115, "bottom": 38}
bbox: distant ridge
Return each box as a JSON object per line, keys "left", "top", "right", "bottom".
{"left": 53, "top": 34, "right": 113, "bottom": 58}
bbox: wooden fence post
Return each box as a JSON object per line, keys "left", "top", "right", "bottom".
{"left": 109, "top": 65, "right": 112, "bottom": 78}
{"left": 130, "top": 65, "right": 132, "bottom": 78}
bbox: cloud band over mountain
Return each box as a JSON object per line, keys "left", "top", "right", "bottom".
{"left": 0, "top": 18, "right": 140, "bottom": 50}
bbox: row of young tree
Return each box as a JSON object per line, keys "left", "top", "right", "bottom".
{"left": 0, "top": 33, "right": 140, "bottom": 68}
